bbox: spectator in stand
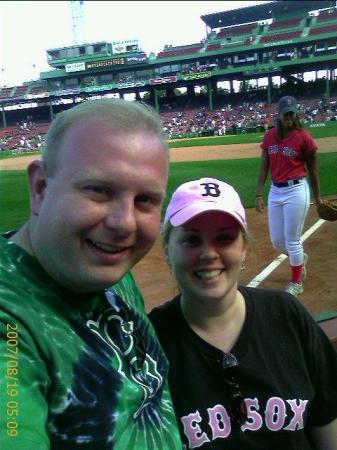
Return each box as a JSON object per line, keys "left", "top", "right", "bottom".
{"left": 263, "top": 115, "right": 270, "bottom": 131}
{"left": 149, "top": 177, "right": 337, "bottom": 450}
{"left": 0, "top": 99, "right": 182, "bottom": 449}
{"left": 255, "top": 96, "right": 323, "bottom": 297}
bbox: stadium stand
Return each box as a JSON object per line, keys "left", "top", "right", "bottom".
{"left": 260, "top": 30, "right": 303, "bottom": 42}
{"left": 216, "top": 23, "right": 257, "bottom": 38}
{"left": 12, "top": 85, "right": 29, "bottom": 97}
{"left": 0, "top": 87, "right": 14, "bottom": 99}
{"left": 205, "top": 43, "right": 222, "bottom": 52}
{"left": 3, "top": 93, "right": 337, "bottom": 149}
{"left": 0, "top": 121, "right": 48, "bottom": 152}
{"left": 317, "top": 8, "right": 337, "bottom": 21}
{"left": 28, "top": 85, "right": 50, "bottom": 96}
{"left": 309, "top": 22, "right": 337, "bottom": 35}
{"left": 269, "top": 17, "right": 302, "bottom": 30}
{"left": 1, "top": 0, "right": 337, "bottom": 131}
{"left": 157, "top": 44, "right": 203, "bottom": 58}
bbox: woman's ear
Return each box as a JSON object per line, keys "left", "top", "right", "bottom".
{"left": 27, "top": 160, "right": 48, "bottom": 216}
{"left": 242, "top": 248, "right": 247, "bottom": 263}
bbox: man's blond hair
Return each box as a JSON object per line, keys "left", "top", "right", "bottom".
{"left": 43, "top": 98, "right": 167, "bottom": 175}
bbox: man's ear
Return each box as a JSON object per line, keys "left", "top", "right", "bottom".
{"left": 27, "top": 160, "right": 48, "bottom": 216}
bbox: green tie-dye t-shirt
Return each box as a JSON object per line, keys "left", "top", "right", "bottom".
{"left": 0, "top": 235, "right": 182, "bottom": 450}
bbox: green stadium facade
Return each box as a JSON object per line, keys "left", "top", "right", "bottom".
{"left": 1, "top": 0, "right": 337, "bottom": 128}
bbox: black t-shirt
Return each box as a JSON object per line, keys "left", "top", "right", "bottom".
{"left": 149, "top": 286, "right": 337, "bottom": 450}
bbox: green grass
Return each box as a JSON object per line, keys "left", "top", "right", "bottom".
{"left": 0, "top": 151, "right": 40, "bottom": 160}
{"left": 164, "top": 158, "right": 262, "bottom": 212}
{"left": 0, "top": 170, "right": 30, "bottom": 231}
{"left": 167, "top": 122, "right": 337, "bottom": 148}
{"left": 309, "top": 126, "right": 337, "bottom": 139}
{"left": 1, "top": 153, "right": 336, "bottom": 233}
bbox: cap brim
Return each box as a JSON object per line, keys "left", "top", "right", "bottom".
{"left": 280, "top": 107, "right": 297, "bottom": 114}
{"left": 168, "top": 201, "right": 246, "bottom": 230}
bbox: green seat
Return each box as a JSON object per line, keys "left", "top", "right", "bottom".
{"left": 314, "top": 310, "right": 337, "bottom": 322}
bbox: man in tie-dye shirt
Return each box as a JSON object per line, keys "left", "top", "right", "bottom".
{"left": 0, "top": 99, "right": 182, "bottom": 450}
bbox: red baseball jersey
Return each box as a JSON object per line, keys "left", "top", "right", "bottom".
{"left": 261, "top": 127, "right": 317, "bottom": 183}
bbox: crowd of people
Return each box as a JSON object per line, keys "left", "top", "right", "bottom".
{"left": 161, "top": 104, "right": 269, "bottom": 138}
{"left": 0, "top": 120, "right": 48, "bottom": 153}
{"left": 161, "top": 95, "right": 337, "bottom": 138}
{"left": 1, "top": 95, "right": 337, "bottom": 152}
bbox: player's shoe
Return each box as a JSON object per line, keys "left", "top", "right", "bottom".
{"left": 301, "top": 253, "right": 308, "bottom": 281}
{"left": 285, "top": 282, "right": 304, "bottom": 297}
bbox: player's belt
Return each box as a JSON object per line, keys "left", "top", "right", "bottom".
{"left": 272, "top": 179, "right": 303, "bottom": 187}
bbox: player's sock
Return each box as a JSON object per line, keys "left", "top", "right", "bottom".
{"left": 291, "top": 264, "right": 303, "bottom": 284}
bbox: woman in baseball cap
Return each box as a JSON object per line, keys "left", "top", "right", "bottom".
{"left": 149, "top": 177, "right": 337, "bottom": 450}
{"left": 255, "top": 96, "right": 323, "bottom": 297}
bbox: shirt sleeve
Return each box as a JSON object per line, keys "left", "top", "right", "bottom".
{"left": 0, "top": 314, "right": 50, "bottom": 449}
{"left": 295, "top": 304, "right": 337, "bottom": 426}
{"left": 302, "top": 130, "right": 318, "bottom": 154}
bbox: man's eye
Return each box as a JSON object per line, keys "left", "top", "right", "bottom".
{"left": 85, "top": 186, "right": 111, "bottom": 196}
{"left": 136, "top": 194, "right": 161, "bottom": 206}
{"left": 136, "top": 194, "right": 152, "bottom": 203}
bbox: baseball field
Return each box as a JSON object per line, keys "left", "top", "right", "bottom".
{"left": 1, "top": 130, "right": 336, "bottom": 318}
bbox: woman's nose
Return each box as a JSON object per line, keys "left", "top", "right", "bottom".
{"left": 199, "top": 243, "right": 218, "bottom": 261}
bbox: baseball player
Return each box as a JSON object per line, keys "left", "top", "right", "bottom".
{"left": 255, "top": 96, "right": 323, "bottom": 296}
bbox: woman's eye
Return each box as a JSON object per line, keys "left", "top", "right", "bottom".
{"left": 218, "top": 232, "right": 238, "bottom": 242}
{"left": 181, "top": 236, "right": 200, "bottom": 246}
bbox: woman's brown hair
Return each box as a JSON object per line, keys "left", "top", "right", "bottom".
{"left": 276, "top": 113, "right": 303, "bottom": 140}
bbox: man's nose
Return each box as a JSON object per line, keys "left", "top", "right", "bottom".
{"left": 104, "top": 199, "right": 137, "bottom": 236}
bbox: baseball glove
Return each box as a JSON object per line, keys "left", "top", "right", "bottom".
{"left": 316, "top": 200, "right": 337, "bottom": 222}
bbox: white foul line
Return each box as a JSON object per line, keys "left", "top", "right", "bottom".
{"left": 246, "top": 219, "right": 326, "bottom": 288}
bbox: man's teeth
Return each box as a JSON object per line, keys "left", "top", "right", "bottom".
{"left": 90, "top": 240, "right": 123, "bottom": 253}
{"left": 195, "top": 270, "right": 222, "bottom": 280}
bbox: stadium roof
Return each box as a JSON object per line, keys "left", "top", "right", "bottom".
{"left": 201, "top": 1, "right": 336, "bottom": 29}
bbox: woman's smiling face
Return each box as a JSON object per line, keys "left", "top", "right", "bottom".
{"left": 167, "top": 211, "right": 246, "bottom": 305}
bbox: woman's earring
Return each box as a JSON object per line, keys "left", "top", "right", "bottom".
{"left": 241, "top": 260, "right": 246, "bottom": 271}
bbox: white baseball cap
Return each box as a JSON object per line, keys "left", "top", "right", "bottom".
{"left": 164, "top": 177, "right": 247, "bottom": 230}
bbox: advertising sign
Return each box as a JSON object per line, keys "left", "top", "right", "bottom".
{"left": 126, "top": 56, "right": 147, "bottom": 64}
{"left": 65, "top": 62, "right": 86, "bottom": 73}
{"left": 84, "top": 84, "right": 114, "bottom": 92}
{"left": 117, "top": 81, "right": 146, "bottom": 89}
{"left": 112, "top": 39, "right": 138, "bottom": 54}
{"left": 86, "top": 58, "right": 125, "bottom": 69}
{"left": 149, "top": 75, "right": 177, "bottom": 85}
{"left": 181, "top": 71, "right": 212, "bottom": 81}
{"left": 25, "top": 92, "right": 50, "bottom": 100}
{"left": 52, "top": 88, "right": 81, "bottom": 96}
